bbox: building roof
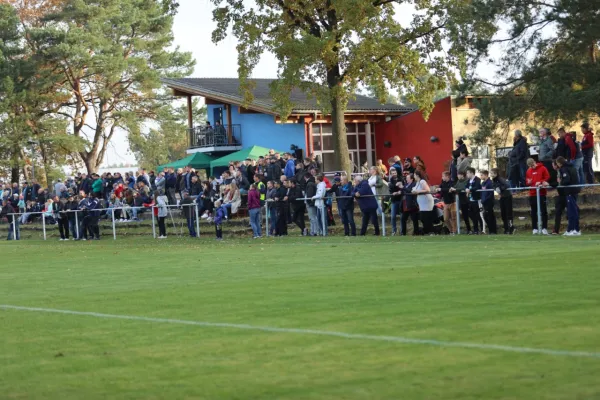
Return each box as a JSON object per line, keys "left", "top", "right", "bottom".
{"left": 162, "top": 77, "right": 414, "bottom": 116}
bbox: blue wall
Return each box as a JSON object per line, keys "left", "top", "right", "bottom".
{"left": 207, "top": 104, "right": 305, "bottom": 153}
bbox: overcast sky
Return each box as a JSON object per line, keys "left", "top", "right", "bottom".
{"left": 104, "top": 0, "right": 493, "bottom": 167}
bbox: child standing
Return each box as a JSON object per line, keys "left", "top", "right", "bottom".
{"left": 491, "top": 168, "right": 514, "bottom": 234}
{"left": 438, "top": 171, "right": 457, "bottom": 234}
{"left": 480, "top": 170, "right": 497, "bottom": 234}
{"left": 156, "top": 190, "right": 168, "bottom": 239}
{"left": 214, "top": 200, "right": 226, "bottom": 240}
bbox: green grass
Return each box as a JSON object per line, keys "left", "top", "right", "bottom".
{"left": 1, "top": 235, "right": 600, "bottom": 399}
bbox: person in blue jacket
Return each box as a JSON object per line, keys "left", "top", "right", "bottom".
{"left": 213, "top": 200, "right": 226, "bottom": 240}
{"left": 284, "top": 153, "right": 296, "bottom": 179}
{"left": 352, "top": 175, "right": 380, "bottom": 236}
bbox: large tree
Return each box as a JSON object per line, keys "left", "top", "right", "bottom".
{"left": 464, "top": 0, "right": 600, "bottom": 142}
{"left": 210, "top": 0, "right": 484, "bottom": 174}
{"left": 27, "top": 0, "right": 194, "bottom": 174}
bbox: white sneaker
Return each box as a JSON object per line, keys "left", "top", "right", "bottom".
{"left": 541, "top": 229, "right": 549, "bottom": 235}
{"left": 158, "top": 235, "right": 166, "bottom": 239}
{"left": 571, "top": 231, "right": 581, "bottom": 236}
{"left": 207, "top": 217, "right": 213, "bottom": 223}
{"left": 532, "top": 229, "right": 539, "bottom": 235}
{"left": 201, "top": 212, "right": 209, "bottom": 219}
{"left": 563, "top": 231, "right": 572, "bottom": 236}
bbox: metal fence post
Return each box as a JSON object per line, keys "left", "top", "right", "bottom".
{"left": 75, "top": 211, "right": 80, "bottom": 240}
{"left": 151, "top": 206, "right": 156, "bottom": 239}
{"left": 42, "top": 213, "right": 46, "bottom": 241}
{"left": 194, "top": 203, "right": 200, "bottom": 238}
{"left": 12, "top": 215, "right": 17, "bottom": 240}
{"left": 536, "top": 186, "right": 542, "bottom": 233}
{"left": 111, "top": 208, "right": 116, "bottom": 240}
{"left": 455, "top": 194, "right": 461, "bottom": 235}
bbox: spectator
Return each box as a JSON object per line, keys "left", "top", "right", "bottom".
{"left": 155, "top": 172, "right": 166, "bottom": 195}
{"left": 555, "top": 128, "right": 576, "bottom": 162}
{"left": 253, "top": 174, "right": 267, "bottom": 206}
{"left": 1, "top": 198, "right": 19, "bottom": 240}
{"left": 199, "top": 184, "right": 215, "bottom": 221}
{"left": 388, "top": 168, "right": 403, "bottom": 235}
{"left": 223, "top": 181, "right": 241, "bottom": 216}
{"left": 156, "top": 190, "right": 168, "bottom": 239}
{"left": 274, "top": 180, "right": 288, "bottom": 236}
{"left": 556, "top": 156, "right": 581, "bottom": 236}
{"left": 456, "top": 150, "right": 472, "bottom": 177}
{"left": 22, "top": 182, "right": 33, "bottom": 203}
{"left": 190, "top": 175, "right": 202, "bottom": 198}
{"left": 108, "top": 193, "right": 123, "bottom": 221}
{"left": 213, "top": 200, "right": 226, "bottom": 241}
{"left": 56, "top": 196, "right": 70, "bottom": 240}
{"left": 79, "top": 193, "right": 100, "bottom": 241}
{"left": 413, "top": 156, "right": 427, "bottom": 180}
{"left": 412, "top": 169, "right": 435, "bottom": 235}
{"left": 180, "top": 191, "right": 197, "bottom": 238}
{"left": 525, "top": 158, "right": 550, "bottom": 235}
{"left": 267, "top": 157, "right": 283, "bottom": 182}
{"left": 235, "top": 170, "right": 250, "bottom": 194}
{"left": 353, "top": 175, "right": 380, "bottom": 236}
{"left": 149, "top": 171, "right": 156, "bottom": 191}
{"left": 368, "top": 166, "right": 386, "bottom": 215}
{"left": 480, "top": 170, "right": 497, "bottom": 235}
{"left": 403, "top": 158, "right": 415, "bottom": 175}
{"left": 266, "top": 180, "right": 278, "bottom": 236}
{"left": 311, "top": 174, "right": 327, "bottom": 236}
{"left": 248, "top": 184, "right": 262, "bottom": 238}
{"left": 465, "top": 167, "right": 483, "bottom": 235}
{"left": 438, "top": 171, "right": 457, "bottom": 235}
{"left": 580, "top": 122, "right": 595, "bottom": 184}
{"left": 388, "top": 156, "right": 403, "bottom": 177}
{"left": 91, "top": 174, "right": 103, "bottom": 198}
{"left": 176, "top": 168, "right": 185, "bottom": 196}
{"left": 376, "top": 159, "right": 388, "bottom": 176}
{"left": 43, "top": 198, "right": 56, "bottom": 225}
{"left": 451, "top": 139, "right": 468, "bottom": 181}
{"left": 538, "top": 128, "right": 556, "bottom": 185}
{"left": 569, "top": 131, "right": 585, "bottom": 184}
{"left": 284, "top": 153, "right": 296, "bottom": 179}
{"left": 288, "top": 179, "right": 307, "bottom": 236}
{"left": 508, "top": 130, "right": 528, "bottom": 187}
{"left": 66, "top": 194, "right": 79, "bottom": 239}
{"left": 490, "top": 168, "right": 514, "bottom": 235}
{"left": 165, "top": 168, "right": 177, "bottom": 205}
{"left": 54, "top": 179, "right": 67, "bottom": 198}
{"left": 304, "top": 173, "right": 319, "bottom": 236}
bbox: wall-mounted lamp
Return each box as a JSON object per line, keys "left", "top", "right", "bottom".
{"left": 430, "top": 136, "right": 439, "bottom": 143}
{"left": 383, "top": 141, "right": 392, "bottom": 148}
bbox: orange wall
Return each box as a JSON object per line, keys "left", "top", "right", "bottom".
{"left": 375, "top": 97, "right": 454, "bottom": 183}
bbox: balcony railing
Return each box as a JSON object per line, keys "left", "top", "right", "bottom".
{"left": 188, "top": 125, "right": 242, "bottom": 149}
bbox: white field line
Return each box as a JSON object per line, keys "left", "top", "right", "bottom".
{"left": 2, "top": 304, "right": 599, "bottom": 359}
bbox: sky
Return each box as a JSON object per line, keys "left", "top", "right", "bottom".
{"left": 103, "top": 0, "right": 496, "bottom": 167}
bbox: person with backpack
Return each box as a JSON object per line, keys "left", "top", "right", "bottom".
{"left": 556, "top": 156, "right": 581, "bottom": 236}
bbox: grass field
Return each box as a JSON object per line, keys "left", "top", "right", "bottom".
{"left": 1, "top": 235, "right": 600, "bottom": 399}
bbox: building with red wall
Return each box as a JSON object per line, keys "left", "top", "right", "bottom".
{"left": 375, "top": 97, "right": 454, "bottom": 182}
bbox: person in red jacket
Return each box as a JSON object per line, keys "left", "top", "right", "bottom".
{"left": 580, "top": 122, "right": 595, "bottom": 184}
{"left": 526, "top": 158, "right": 550, "bottom": 235}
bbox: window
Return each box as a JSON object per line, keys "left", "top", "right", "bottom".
{"left": 347, "top": 134, "right": 357, "bottom": 149}
{"left": 321, "top": 152, "right": 336, "bottom": 171}
{"left": 322, "top": 135, "right": 333, "bottom": 150}
{"left": 321, "top": 124, "right": 332, "bottom": 134}
{"left": 359, "top": 134, "right": 366, "bottom": 149}
{"left": 346, "top": 123, "right": 356, "bottom": 133}
{"left": 358, "top": 123, "right": 366, "bottom": 133}
{"left": 313, "top": 135, "right": 321, "bottom": 151}
{"left": 472, "top": 145, "right": 490, "bottom": 159}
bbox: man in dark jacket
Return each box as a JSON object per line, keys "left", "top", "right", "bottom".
{"left": 388, "top": 168, "right": 403, "bottom": 235}
{"left": 190, "top": 176, "right": 202, "bottom": 198}
{"left": 266, "top": 157, "right": 282, "bottom": 182}
{"left": 491, "top": 168, "right": 514, "bottom": 234}
{"left": 1, "top": 199, "right": 19, "bottom": 240}
{"left": 465, "top": 167, "right": 483, "bottom": 234}
{"left": 555, "top": 128, "right": 576, "bottom": 160}
{"left": 353, "top": 175, "right": 380, "bottom": 236}
{"left": 333, "top": 175, "right": 355, "bottom": 236}
{"left": 480, "top": 170, "right": 497, "bottom": 234}
{"left": 556, "top": 157, "right": 581, "bottom": 236}
{"left": 508, "top": 130, "right": 528, "bottom": 187}
{"left": 180, "top": 191, "right": 197, "bottom": 237}
{"left": 165, "top": 168, "right": 177, "bottom": 205}
{"left": 288, "top": 179, "right": 306, "bottom": 235}
{"left": 580, "top": 123, "right": 595, "bottom": 184}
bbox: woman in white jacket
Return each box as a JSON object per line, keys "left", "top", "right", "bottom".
{"left": 156, "top": 190, "right": 169, "bottom": 239}
{"left": 223, "top": 181, "right": 242, "bottom": 215}
{"left": 311, "top": 174, "right": 327, "bottom": 235}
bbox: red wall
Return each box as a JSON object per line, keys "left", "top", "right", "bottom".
{"left": 375, "top": 97, "right": 454, "bottom": 183}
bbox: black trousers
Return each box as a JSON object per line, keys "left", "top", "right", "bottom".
{"left": 529, "top": 195, "right": 548, "bottom": 230}
{"left": 499, "top": 197, "right": 514, "bottom": 233}
{"left": 360, "top": 209, "right": 380, "bottom": 236}
{"left": 420, "top": 210, "right": 435, "bottom": 234}
{"left": 58, "top": 217, "right": 70, "bottom": 239}
{"left": 482, "top": 200, "right": 497, "bottom": 234}
{"left": 158, "top": 216, "right": 166, "bottom": 236}
{"left": 468, "top": 201, "right": 483, "bottom": 233}
{"left": 400, "top": 211, "right": 419, "bottom": 235}
{"left": 543, "top": 161, "right": 557, "bottom": 187}
{"left": 215, "top": 224, "right": 223, "bottom": 239}
{"left": 459, "top": 201, "right": 471, "bottom": 232}
{"left": 83, "top": 216, "right": 99, "bottom": 239}
{"left": 554, "top": 195, "right": 567, "bottom": 233}
{"left": 276, "top": 204, "right": 288, "bottom": 235}
{"left": 292, "top": 206, "right": 306, "bottom": 231}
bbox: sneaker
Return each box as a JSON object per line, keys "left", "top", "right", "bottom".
{"left": 571, "top": 231, "right": 581, "bottom": 236}
{"left": 563, "top": 231, "right": 572, "bottom": 236}
{"left": 391, "top": 231, "right": 397, "bottom": 236}
{"left": 206, "top": 217, "right": 213, "bottom": 223}
{"left": 201, "top": 212, "right": 209, "bottom": 219}
{"left": 158, "top": 236, "right": 167, "bottom": 239}
{"left": 532, "top": 229, "right": 539, "bottom": 235}
{"left": 541, "top": 229, "right": 549, "bottom": 235}
{"left": 552, "top": 231, "right": 559, "bottom": 235}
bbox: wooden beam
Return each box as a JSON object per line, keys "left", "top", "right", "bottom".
{"left": 173, "top": 89, "right": 190, "bottom": 97}
{"left": 238, "top": 106, "right": 261, "bottom": 114}
{"left": 205, "top": 98, "right": 224, "bottom": 105}
{"left": 186, "top": 95, "right": 193, "bottom": 129}
{"left": 225, "top": 104, "right": 233, "bottom": 144}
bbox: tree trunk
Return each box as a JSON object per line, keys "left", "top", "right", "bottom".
{"left": 327, "top": 67, "right": 352, "bottom": 176}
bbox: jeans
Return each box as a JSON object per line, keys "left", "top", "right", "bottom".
{"left": 307, "top": 205, "right": 319, "bottom": 235}
{"left": 268, "top": 206, "right": 277, "bottom": 235}
{"left": 567, "top": 194, "right": 580, "bottom": 232}
{"left": 390, "top": 202, "right": 400, "bottom": 233}
{"left": 186, "top": 217, "right": 197, "bottom": 237}
{"left": 572, "top": 157, "right": 584, "bottom": 184}
{"left": 519, "top": 161, "right": 527, "bottom": 187}
{"left": 583, "top": 155, "right": 594, "bottom": 184}
{"left": 7, "top": 219, "right": 20, "bottom": 240}
{"left": 529, "top": 195, "right": 548, "bottom": 230}
{"left": 249, "top": 208, "right": 261, "bottom": 237}
{"left": 341, "top": 208, "right": 356, "bottom": 236}
{"left": 361, "top": 209, "right": 380, "bottom": 235}
{"left": 316, "top": 206, "right": 327, "bottom": 236}
{"left": 554, "top": 195, "right": 567, "bottom": 233}
{"left": 69, "top": 219, "right": 78, "bottom": 239}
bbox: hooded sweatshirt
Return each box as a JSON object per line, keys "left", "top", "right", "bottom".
{"left": 526, "top": 162, "right": 550, "bottom": 196}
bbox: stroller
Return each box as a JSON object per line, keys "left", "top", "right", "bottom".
{"left": 432, "top": 198, "right": 448, "bottom": 234}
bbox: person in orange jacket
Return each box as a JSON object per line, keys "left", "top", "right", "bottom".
{"left": 525, "top": 158, "right": 550, "bottom": 235}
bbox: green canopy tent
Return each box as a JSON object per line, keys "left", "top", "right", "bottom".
{"left": 209, "top": 145, "right": 283, "bottom": 173}
{"left": 157, "top": 152, "right": 215, "bottom": 172}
